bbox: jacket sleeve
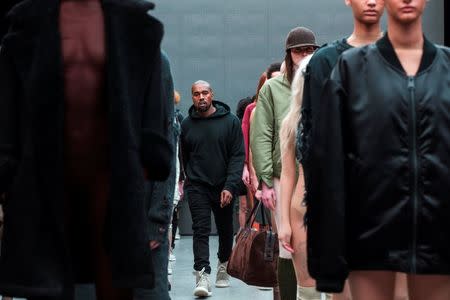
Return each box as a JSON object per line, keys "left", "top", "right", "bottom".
{"left": 223, "top": 116, "right": 245, "bottom": 195}
{"left": 305, "top": 60, "right": 349, "bottom": 293}
{"left": 146, "top": 179, "right": 174, "bottom": 243}
{"left": 250, "top": 85, "right": 274, "bottom": 187}
{"left": 176, "top": 112, "right": 186, "bottom": 182}
{"left": 141, "top": 48, "right": 173, "bottom": 181}
{"left": 180, "top": 121, "right": 189, "bottom": 182}
{"left": 146, "top": 51, "right": 175, "bottom": 242}
{"left": 0, "top": 44, "right": 19, "bottom": 194}
{"left": 298, "top": 53, "right": 333, "bottom": 165}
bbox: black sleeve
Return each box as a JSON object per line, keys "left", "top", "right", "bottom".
{"left": 145, "top": 51, "right": 175, "bottom": 242}
{"left": 177, "top": 142, "right": 185, "bottom": 182}
{"left": 0, "top": 43, "right": 19, "bottom": 194}
{"left": 141, "top": 48, "right": 173, "bottom": 180}
{"left": 223, "top": 116, "right": 245, "bottom": 195}
{"left": 298, "top": 53, "right": 333, "bottom": 165}
{"left": 305, "top": 60, "right": 349, "bottom": 293}
{"left": 176, "top": 111, "right": 186, "bottom": 181}
{"left": 180, "top": 120, "right": 190, "bottom": 183}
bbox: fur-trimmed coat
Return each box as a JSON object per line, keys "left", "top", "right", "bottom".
{"left": 0, "top": 0, "right": 172, "bottom": 297}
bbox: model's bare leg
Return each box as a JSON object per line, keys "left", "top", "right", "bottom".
{"left": 408, "top": 274, "right": 450, "bottom": 300}
{"left": 332, "top": 282, "right": 352, "bottom": 300}
{"left": 290, "top": 197, "right": 313, "bottom": 287}
{"left": 394, "top": 273, "right": 408, "bottom": 300}
{"left": 349, "top": 271, "right": 395, "bottom": 300}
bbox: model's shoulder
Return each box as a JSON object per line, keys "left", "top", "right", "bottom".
{"left": 227, "top": 112, "right": 241, "bottom": 123}
{"left": 105, "top": 0, "right": 155, "bottom": 12}
{"left": 309, "top": 39, "right": 349, "bottom": 69}
{"left": 313, "top": 39, "right": 347, "bottom": 57}
{"left": 181, "top": 115, "right": 193, "bottom": 126}
{"left": 437, "top": 45, "right": 450, "bottom": 60}
{"left": 258, "top": 75, "right": 285, "bottom": 98}
{"left": 339, "top": 44, "right": 374, "bottom": 62}
{"left": 268, "top": 74, "right": 287, "bottom": 87}
{"left": 6, "top": 0, "right": 51, "bottom": 21}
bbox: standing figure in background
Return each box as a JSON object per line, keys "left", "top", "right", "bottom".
{"left": 235, "top": 96, "right": 254, "bottom": 229}
{"left": 298, "top": 1, "right": 388, "bottom": 299}
{"left": 242, "top": 71, "right": 268, "bottom": 196}
{"left": 169, "top": 90, "right": 185, "bottom": 264}
{"left": 181, "top": 80, "right": 244, "bottom": 298}
{"left": 278, "top": 54, "right": 329, "bottom": 300}
{"left": 134, "top": 50, "right": 176, "bottom": 300}
{"left": 251, "top": 26, "right": 318, "bottom": 300}
{"left": 0, "top": 1, "right": 172, "bottom": 299}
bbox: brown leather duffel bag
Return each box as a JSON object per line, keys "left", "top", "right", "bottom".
{"left": 227, "top": 200, "right": 278, "bottom": 287}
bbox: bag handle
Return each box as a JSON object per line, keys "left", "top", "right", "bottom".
{"left": 245, "top": 200, "right": 272, "bottom": 229}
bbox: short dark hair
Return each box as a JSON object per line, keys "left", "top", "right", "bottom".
{"left": 236, "top": 96, "right": 253, "bottom": 121}
{"left": 267, "top": 62, "right": 282, "bottom": 79}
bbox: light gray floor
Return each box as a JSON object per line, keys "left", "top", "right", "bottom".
{"left": 169, "top": 235, "right": 273, "bottom": 300}
{"left": 1, "top": 236, "right": 274, "bottom": 300}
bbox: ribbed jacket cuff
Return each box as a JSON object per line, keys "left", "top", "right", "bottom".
{"left": 147, "top": 222, "right": 168, "bottom": 243}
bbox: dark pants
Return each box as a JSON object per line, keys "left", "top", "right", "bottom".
{"left": 171, "top": 205, "right": 179, "bottom": 249}
{"left": 186, "top": 183, "right": 234, "bottom": 274}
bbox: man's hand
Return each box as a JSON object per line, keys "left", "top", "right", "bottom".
{"left": 242, "top": 164, "right": 251, "bottom": 187}
{"left": 220, "top": 189, "right": 233, "bottom": 208}
{"left": 261, "top": 182, "right": 276, "bottom": 211}
{"left": 149, "top": 240, "right": 160, "bottom": 250}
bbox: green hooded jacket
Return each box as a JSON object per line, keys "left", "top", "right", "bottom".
{"left": 250, "top": 74, "right": 291, "bottom": 187}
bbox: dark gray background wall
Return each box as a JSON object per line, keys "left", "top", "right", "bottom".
{"left": 151, "top": 0, "right": 445, "bottom": 115}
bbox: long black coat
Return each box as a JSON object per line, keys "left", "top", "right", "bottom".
{"left": 0, "top": 0, "right": 172, "bottom": 297}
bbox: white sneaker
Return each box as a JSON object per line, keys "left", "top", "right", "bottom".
{"left": 215, "top": 261, "right": 230, "bottom": 288}
{"left": 193, "top": 268, "right": 212, "bottom": 297}
{"left": 169, "top": 250, "right": 176, "bottom": 262}
{"left": 168, "top": 263, "right": 173, "bottom": 275}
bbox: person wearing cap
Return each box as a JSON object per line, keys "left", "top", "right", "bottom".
{"left": 250, "top": 26, "right": 319, "bottom": 300}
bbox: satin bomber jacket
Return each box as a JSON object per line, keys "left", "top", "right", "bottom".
{"left": 304, "top": 35, "right": 450, "bottom": 293}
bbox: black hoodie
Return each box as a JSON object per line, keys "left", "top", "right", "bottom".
{"left": 181, "top": 101, "right": 244, "bottom": 195}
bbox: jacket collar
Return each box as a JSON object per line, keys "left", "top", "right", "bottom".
{"left": 376, "top": 33, "right": 437, "bottom": 75}
{"left": 7, "top": 0, "right": 155, "bottom": 21}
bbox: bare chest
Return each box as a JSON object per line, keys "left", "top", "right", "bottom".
{"left": 395, "top": 48, "right": 423, "bottom": 76}
{"left": 59, "top": 1, "right": 106, "bottom": 68}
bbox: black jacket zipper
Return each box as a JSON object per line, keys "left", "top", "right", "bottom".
{"left": 408, "top": 76, "right": 418, "bottom": 273}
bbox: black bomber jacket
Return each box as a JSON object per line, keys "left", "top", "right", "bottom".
{"left": 305, "top": 34, "right": 450, "bottom": 292}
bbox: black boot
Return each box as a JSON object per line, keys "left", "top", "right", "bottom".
{"left": 278, "top": 257, "right": 297, "bottom": 300}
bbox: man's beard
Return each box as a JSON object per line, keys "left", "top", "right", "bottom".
{"left": 197, "top": 101, "right": 211, "bottom": 112}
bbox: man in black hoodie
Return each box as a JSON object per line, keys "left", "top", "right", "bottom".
{"left": 181, "top": 80, "right": 244, "bottom": 297}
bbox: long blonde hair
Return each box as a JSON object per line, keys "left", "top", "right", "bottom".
{"left": 280, "top": 54, "right": 313, "bottom": 156}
